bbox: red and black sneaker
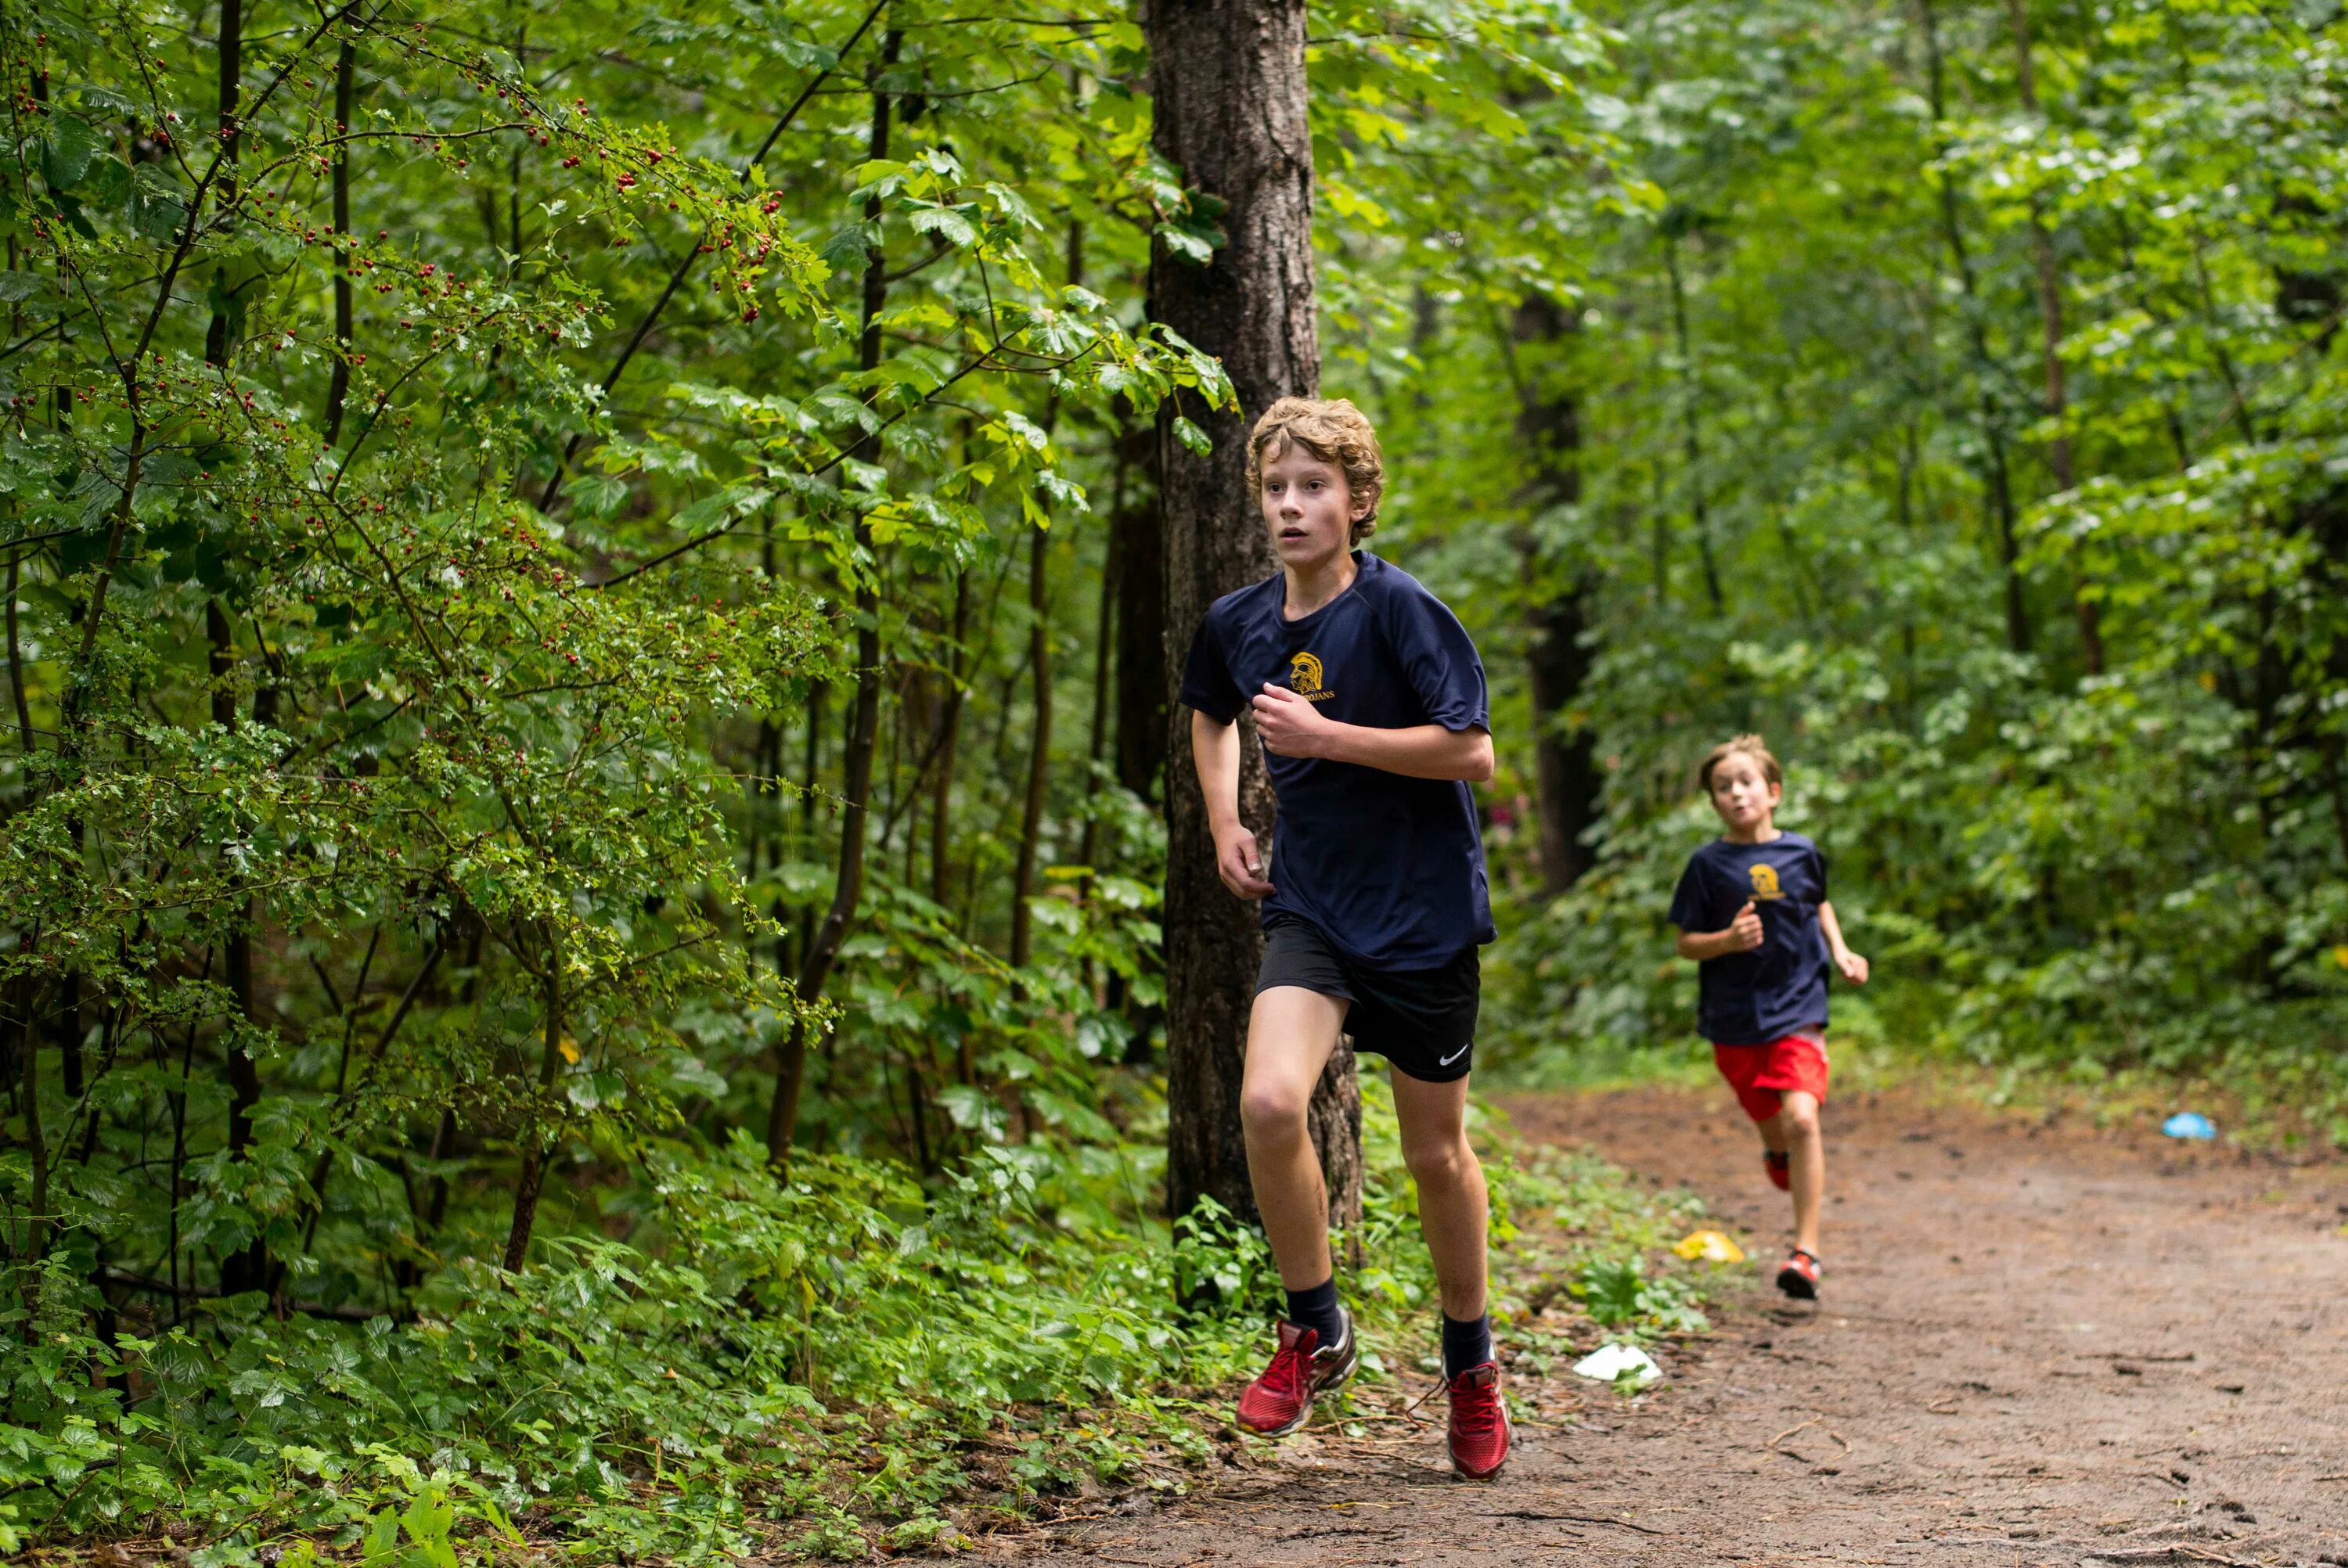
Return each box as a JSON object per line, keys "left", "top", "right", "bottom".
{"left": 1777, "top": 1247, "right": 1821, "bottom": 1300}
{"left": 1234, "top": 1311, "right": 1359, "bottom": 1437}
{"left": 1763, "top": 1150, "right": 1792, "bottom": 1192}
{"left": 1442, "top": 1362, "right": 1511, "bottom": 1479}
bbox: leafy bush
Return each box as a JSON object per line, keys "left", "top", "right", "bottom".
{"left": 1, "top": 1081, "right": 1711, "bottom": 1561}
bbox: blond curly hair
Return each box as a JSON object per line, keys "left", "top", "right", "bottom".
{"left": 1244, "top": 396, "right": 1386, "bottom": 542}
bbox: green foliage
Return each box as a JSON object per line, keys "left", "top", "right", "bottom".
{"left": 1576, "top": 1253, "right": 1708, "bottom": 1336}
{"left": 1338, "top": 0, "right": 2348, "bottom": 1138}
{"left": 2, "top": 1084, "right": 1700, "bottom": 1559}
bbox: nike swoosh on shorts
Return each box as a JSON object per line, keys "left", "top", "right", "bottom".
{"left": 1438, "top": 1043, "right": 1470, "bottom": 1068}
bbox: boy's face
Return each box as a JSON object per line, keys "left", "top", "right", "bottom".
{"left": 1708, "top": 753, "right": 1781, "bottom": 835}
{"left": 1259, "top": 441, "right": 1367, "bottom": 572}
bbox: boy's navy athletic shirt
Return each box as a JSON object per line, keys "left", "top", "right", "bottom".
{"left": 1179, "top": 551, "right": 1494, "bottom": 969}
{"left": 1667, "top": 833, "right": 1831, "bottom": 1043}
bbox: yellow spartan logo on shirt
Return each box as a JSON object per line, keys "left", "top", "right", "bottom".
{"left": 1748, "top": 862, "right": 1786, "bottom": 901}
{"left": 1288, "top": 652, "right": 1337, "bottom": 702}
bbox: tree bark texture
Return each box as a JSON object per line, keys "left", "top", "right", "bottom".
{"left": 1510, "top": 293, "right": 1602, "bottom": 894}
{"left": 1148, "top": 0, "right": 1360, "bottom": 1233}
{"left": 1113, "top": 415, "right": 1167, "bottom": 800}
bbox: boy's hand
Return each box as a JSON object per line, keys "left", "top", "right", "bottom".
{"left": 1214, "top": 825, "right": 1275, "bottom": 901}
{"left": 1727, "top": 901, "right": 1763, "bottom": 951}
{"left": 1251, "top": 683, "right": 1338, "bottom": 759}
{"left": 1835, "top": 949, "right": 1870, "bottom": 985}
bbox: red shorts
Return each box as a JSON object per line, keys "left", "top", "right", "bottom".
{"left": 1712, "top": 1031, "right": 1830, "bottom": 1124}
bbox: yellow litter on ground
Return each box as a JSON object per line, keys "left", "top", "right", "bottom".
{"left": 1673, "top": 1229, "right": 1745, "bottom": 1263}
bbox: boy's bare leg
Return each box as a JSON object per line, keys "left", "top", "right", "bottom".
{"left": 1241, "top": 986, "right": 1348, "bottom": 1289}
{"left": 1767, "top": 1090, "right": 1825, "bottom": 1255}
{"left": 1390, "top": 1070, "right": 1488, "bottom": 1322}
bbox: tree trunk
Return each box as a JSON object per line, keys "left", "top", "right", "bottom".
{"left": 1113, "top": 415, "right": 1167, "bottom": 800}
{"left": 207, "top": 599, "right": 269, "bottom": 1297}
{"left": 1010, "top": 522, "right": 1053, "bottom": 969}
{"left": 1512, "top": 293, "right": 1601, "bottom": 894}
{"left": 1149, "top": 0, "right": 1360, "bottom": 1235}
{"left": 2006, "top": 0, "right": 2102, "bottom": 674}
{"left": 1010, "top": 222, "right": 1082, "bottom": 970}
{"left": 766, "top": 31, "right": 899, "bottom": 1167}
{"left": 322, "top": 38, "right": 356, "bottom": 445}
{"left": 204, "top": 0, "right": 246, "bottom": 368}
{"left": 502, "top": 937, "right": 563, "bottom": 1271}
{"left": 1661, "top": 230, "right": 1725, "bottom": 616}
{"left": 1078, "top": 440, "right": 1129, "bottom": 884}
{"left": 1917, "top": 0, "right": 2031, "bottom": 657}
{"left": 931, "top": 574, "right": 969, "bottom": 910}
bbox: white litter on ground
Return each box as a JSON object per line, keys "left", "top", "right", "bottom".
{"left": 1572, "top": 1342, "right": 1662, "bottom": 1388}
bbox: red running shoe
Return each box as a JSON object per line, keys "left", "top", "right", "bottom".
{"left": 1777, "top": 1247, "right": 1821, "bottom": 1299}
{"left": 1443, "top": 1362, "right": 1511, "bottom": 1480}
{"left": 1763, "top": 1149, "right": 1791, "bottom": 1191}
{"left": 1234, "top": 1311, "right": 1358, "bottom": 1437}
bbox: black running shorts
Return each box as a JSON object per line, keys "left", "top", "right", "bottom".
{"left": 1255, "top": 917, "right": 1482, "bottom": 1083}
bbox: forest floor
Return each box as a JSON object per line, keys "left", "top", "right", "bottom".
{"left": 1005, "top": 1082, "right": 2348, "bottom": 1568}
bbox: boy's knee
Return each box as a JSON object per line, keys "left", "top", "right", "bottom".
{"left": 1781, "top": 1096, "right": 1821, "bottom": 1136}
{"left": 1403, "top": 1132, "right": 1475, "bottom": 1190}
{"left": 1241, "top": 1081, "right": 1311, "bottom": 1140}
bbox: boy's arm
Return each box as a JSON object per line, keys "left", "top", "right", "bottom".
{"left": 1818, "top": 899, "right": 1868, "bottom": 984}
{"left": 1676, "top": 901, "right": 1763, "bottom": 962}
{"left": 1191, "top": 709, "right": 1276, "bottom": 900}
{"left": 1249, "top": 685, "right": 1494, "bottom": 782}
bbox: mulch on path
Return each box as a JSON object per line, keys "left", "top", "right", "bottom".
{"left": 1010, "top": 1083, "right": 2348, "bottom": 1567}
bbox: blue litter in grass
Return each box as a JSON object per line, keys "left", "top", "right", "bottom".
{"left": 2162, "top": 1112, "right": 2217, "bottom": 1141}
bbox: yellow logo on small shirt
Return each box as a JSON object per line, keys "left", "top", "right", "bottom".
{"left": 1289, "top": 652, "right": 1337, "bottom": 702}
{"left": 1748, "top": 863, "right": 1785, "bottom": 901}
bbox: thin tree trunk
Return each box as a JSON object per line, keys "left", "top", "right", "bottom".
{"left": 767, "top": 30, "right": 899, "bottom": 1167}
{"left": 1150, "top": 0, "right": 1360, "bottom": 1235}
{"left": 1509, "top": 293, "right": 1603, "bottom": 894}
{"left": 2007, "top": 0, "right": 2102, "bottom": 674}
{"left": 1077, "top": 445, "right": 1126, "bottom": 883}
{"left": 1010, "top": 222, "right": 1081, "bottom": 970}
{"left": 13, "top": 979, "right": 44, "bottom": 1287}
{"left": 931, "top": 574, "right": 969, "bottom": 910}
{"left": 6, "top": 549, "right": 29, "bottom": 753}
{"left": 1009, "top": 522, "right": 1053, "bottom": 969}
{"left": 1113, "top": 412, "right": 1167, "bottom": 801}
{"left": 501, "top": 933, "right": 562, "bottom": 1271}
{"left": 204, "top": 0, "right": 246, "bottom": 367}
{"left": 322, "top": 38, "right": 355, "bottom": 444}
{"left": 1661, "top": 232, "right": 1724, "bottom": 615}
{"left": 208, "top": 599, "right": 268, "bottom": 1296}
{"left": 1918, "top": 0, "right": 2031, "bottom": 657}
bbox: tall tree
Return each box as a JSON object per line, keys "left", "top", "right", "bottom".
{"left": 1148, "top": 0, "right": 1360, "bottom": 1232}
{"left": 1511, "top": 293, "right": 1602, "bottom": 894}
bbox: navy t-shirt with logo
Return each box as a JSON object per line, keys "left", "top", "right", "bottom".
{"left": 1178, "top": 551, "right": 1493, "bottom": 970}
{"left": 1667, "top": 833, "right": 1831, "bottom": 1044}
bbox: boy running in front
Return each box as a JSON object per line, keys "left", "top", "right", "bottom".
{"left": 1179, "top": 397, "right": 1507, "bottom": 1479}
{"left": 1668, "top": 735, "right": 1868, "bottom": 1300}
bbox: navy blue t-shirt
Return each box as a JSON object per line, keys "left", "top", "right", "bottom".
{"left": 1179, "top": 552, "right": 1493, "bottom": 969}
{"left": 1667, "top": 832, "right": 1831, "bottom": 1044}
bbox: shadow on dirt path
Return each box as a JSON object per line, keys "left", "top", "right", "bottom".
{"left": 1014, "top": 1084, "right": 2348, "bottom": 1567}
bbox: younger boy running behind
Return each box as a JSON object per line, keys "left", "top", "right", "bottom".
{"left": 1667, "top": 735, "right": 1867, "bottom": 1300}
{"left": 1179, "top": 397, "right": 1507, "bottom": 1479}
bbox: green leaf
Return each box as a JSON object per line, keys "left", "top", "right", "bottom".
{"left": 41, "top": 116, "right": 101, "bottom": 191}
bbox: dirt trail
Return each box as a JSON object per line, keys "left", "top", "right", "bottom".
{"left": 1017, "top": 1084, "right": 2348, "bottom": 1567}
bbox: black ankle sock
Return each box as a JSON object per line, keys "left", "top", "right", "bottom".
{"left": 1442, "top": 1312, "right": 1493, "bottom": 1377}
{"left": 1284, "top": 1276, "right": 1343, "bottom": 1346}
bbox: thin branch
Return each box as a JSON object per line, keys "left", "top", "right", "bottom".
{"left": 535, "top": 0, "right": 891, "bottom": 511}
